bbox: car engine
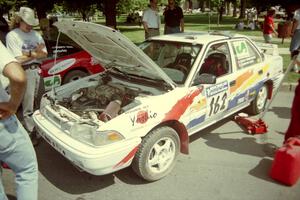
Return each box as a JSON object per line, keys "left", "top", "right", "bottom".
{"left": 56, "top": 79, "right": 150, "bottom": 122}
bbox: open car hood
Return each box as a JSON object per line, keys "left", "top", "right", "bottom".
{"left": 54, "top": 21, "right": 176, "bottom": 88}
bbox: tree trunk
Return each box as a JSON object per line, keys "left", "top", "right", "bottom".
{"left": 239, "top": 0, "right": 246, "bottom": 19}
{"left": 226, "top": 1, "right": 231, "bottom": 16}
{"left": 200, "top": 0, "right": 205, "bottom": 12}
{"left": 103, "top": 0, "right": 118, "bottom": 29}
{"left": 233, "top": 0, "right": 237, "bottom": 17}
{"left": 35, "top": 4, "right": 47, "bottom": 19}
{"left": 218, "top": 2, "right": 225, "bottom": 22}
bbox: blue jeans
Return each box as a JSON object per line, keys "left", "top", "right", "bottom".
{"left": 290, "top": 29, "right": 300, "bottom": 52}
{"left": 164, "top": 26, "right": 181, "bottom": 34}
{"left": 0, "top": 115, "right": 38, "bottom": 200}
{"left": 22, "top": 68, "right": 41, "bottom": 133}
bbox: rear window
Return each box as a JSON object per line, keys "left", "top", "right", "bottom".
{"left": 231, "top": 40, "right": 261, "bottom": 69}
{"left": 45, "top": 33, "right": 82, "bottom": 57}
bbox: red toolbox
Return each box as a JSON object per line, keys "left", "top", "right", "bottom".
{"left": 270, "top": 137, "right": 300, "bottom": 186}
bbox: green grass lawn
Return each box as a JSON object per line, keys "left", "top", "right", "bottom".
{"left": 96, "top": 13, "right": 300, "bottom": 83}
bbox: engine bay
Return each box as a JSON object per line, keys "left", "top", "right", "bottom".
{"left": 54, "top": 74, "right": 158, "bottom": 122}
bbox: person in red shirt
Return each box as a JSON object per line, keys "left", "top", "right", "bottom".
{"left": 284, "top": 51, "right": 300, "bottom": 142}
{"left": 263, "top": 7, "right": 278, "bottom": 43}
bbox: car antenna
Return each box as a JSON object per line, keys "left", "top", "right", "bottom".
{"left": 50, "top": 31, "right": 62, "bottom": 97}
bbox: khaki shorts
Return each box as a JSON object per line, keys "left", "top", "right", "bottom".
{"left": 263, "top": 34, "right": 272, "bottom": 43}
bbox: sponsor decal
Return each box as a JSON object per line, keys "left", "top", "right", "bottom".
{"left": 48, "top": 58, "right": 76, "bottom": 75}
{"left": 206, "top": 81, "right": 228, "bottom": 97}
{"left": 43, "top": 75, "right": 61, "bottom": 89}
{"left": 187, "top": 115, "right": 205, "bottom": 129}
{"left": 51, "top": 45, "right": 74, "bottom": 54}
{"left": 190, "top": 98, "right": 207, "bottom": 112}
{"left": 230, "top": 70, "right": 253, "bottom": 93}
{"left": 233, "top": 41, "right": 250, "bottom": 59}
{"left": 130, "top": 110, "right": 157, "bottom": 126}
{"left": 163, "top": 88, "right": 202, "bottom": 121}
{"left": 113, "top": 145, "right": 140, "bottom": 169}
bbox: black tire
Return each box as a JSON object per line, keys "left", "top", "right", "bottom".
{"left": 247, "top": 84, "right": 268, "bottom": 115}
{"left": 62, "top": 70, "right": 88, "bottom": 84}
{"left": 132, "top": 126, "right": 180, "bottom": 181}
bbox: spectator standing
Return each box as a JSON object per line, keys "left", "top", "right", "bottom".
{"left": 284, "top": 51, "right": 300, "bottom": 142}
{"left": 142, "top": 0, "right": 160, "bottom": 39}
{"left": 0, "top": 12, "right": 9, "bottom": 45}
{"left": 6, "top": 7, "right": 48, "bottom": 145}
{"left": 0, "top": 41, "right": 38, "bottom": 200}
{"left": 263, "top": 7, "right": 278, "bottom": 43}
{"left": 164, "top": 0, "right": 184, "bottom": 34}
{"left": 290, "top": 7, "right": 300, "bottom": 72}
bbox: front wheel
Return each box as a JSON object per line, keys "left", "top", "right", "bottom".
{"left": 247, "top": 84, "right": 268, "bottom": 115}
{"left": 62, "top": 70, "right": 88, "bottom": 84}
{"left": 132, "top": 127, "right": 180, "bottom": 181}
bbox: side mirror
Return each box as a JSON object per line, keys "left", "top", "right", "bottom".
{"left": 193, "top": 73, "right": 216, "bottom": 85}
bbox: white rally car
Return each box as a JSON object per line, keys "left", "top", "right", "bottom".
{"left": 33, "top": 21, "right": 283, "bottom": 181}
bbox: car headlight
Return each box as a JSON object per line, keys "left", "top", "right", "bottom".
{"left": 40, "top": 96, "right": 51, "bottom": 115}
{"left": 69, "top": 123, "right": 124, "bottom": 146}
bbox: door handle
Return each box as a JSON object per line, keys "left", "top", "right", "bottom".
{"left": 230, "top": 80, "right": 236, "bottom": 86}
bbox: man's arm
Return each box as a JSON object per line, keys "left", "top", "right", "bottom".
{"left": 180, "top": 18, "right": 184, "bottom": 32}
{"left": 0, "top": 61, "right": 26, "bottom": 119}
{"left": 291, "top": 19, "right": 299, "bottom": 36}
{"left": 14, "top": 43, "right": 47, "bottom": 64}
{"left": 142, "top": 10, "right": 149, "bottom": 34}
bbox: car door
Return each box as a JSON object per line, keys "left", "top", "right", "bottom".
{"left": 187, "top": 41, "right": 233, "bottom": 133}
{"left": 227, "top": 39, "right": 265, "bottom": 112}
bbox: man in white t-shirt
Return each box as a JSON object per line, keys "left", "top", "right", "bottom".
{"left": 6, "top": 7, "right": 48, "bottom": 145}
{"left": 290, "top": 8, "right": 300, "bottom": 72}
{"left": 0, "top": 41, "right": 38, "bottom": 200}
{"left": 142, "top": 0, "right": 160, "bottom": 39}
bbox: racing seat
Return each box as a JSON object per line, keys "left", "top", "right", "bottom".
{"left": 174, "top": 52, "right": 192, "bottom": 68}
{"left": 172, "top": 52, "right": 192, "bottom": 74}
{"left": 200, "top": 53, "right": 227, "bottom": 77}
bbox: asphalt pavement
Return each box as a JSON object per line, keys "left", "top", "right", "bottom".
{"left": 2, "top": 89, "right": 299, "bottom": 200}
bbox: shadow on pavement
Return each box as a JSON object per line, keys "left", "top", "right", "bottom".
{"left": 36, "top": 141, "right": 115, "bottom": 194}
{"left": 248, "top": 158, "right": 276, "bottom": 183}
{"left": 268, "top": 106, "right": 291, "bottom": 119}
{"left": 189, "top": 117, "right": 281, "bottom": 183}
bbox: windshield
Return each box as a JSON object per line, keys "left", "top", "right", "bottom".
{"left": 139, "top": 40, "right": 202, "bottom": 84}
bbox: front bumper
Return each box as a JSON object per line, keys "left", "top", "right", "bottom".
{"left": 33, "top": 110, "right": 141, "bottom": 175}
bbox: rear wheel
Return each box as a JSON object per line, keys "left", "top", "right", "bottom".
{"left": 132, "top": 127, "right": 180, "bottom": 181}
{"left": 247, "top": 84, "right": 268, "bottom": 115}
{"left": 62, "top": 70, "right": 88, "bottom": 84}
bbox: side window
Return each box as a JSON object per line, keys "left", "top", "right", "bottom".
{"left": 199, "top": 42, "right": 232, "bottom": 77}
{"left": 231, "top": 40, "right": 261, "bottom": 69}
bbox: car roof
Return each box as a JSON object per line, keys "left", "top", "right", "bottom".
{"left": 149, "top": 31, "right": 248, "bottom": 45}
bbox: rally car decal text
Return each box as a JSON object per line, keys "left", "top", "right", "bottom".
{"left": 48, "top": 58, "right": 76, "bottom": 75}
{"left": 130, "top": 110, "right": 157, "bottom": 126}
{"left": 208, "top": 92, "right": 228, "bottom": 116}
{"left": 206, "top": 81, "right": 228, "bottom": 97}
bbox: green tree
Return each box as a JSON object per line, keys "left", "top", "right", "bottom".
{"left": 63, "top": 0, "right": 97, "bottom": 21}
{"left": 117, "top": 0, "right": 148, "bottom": 14}
{"left": 27, "top": 0, "right": 61, "bottom": 19}
{"left": 0, "top": 0, "right": 27, "bottom": 18}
